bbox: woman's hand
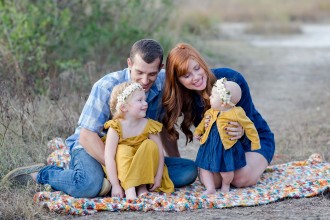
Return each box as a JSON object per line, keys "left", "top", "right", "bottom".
{"left": 225, "top": 122, "right": 244, "bottom": 140}
{"left": 204, "top": 115, "right": 211, "bottom": 129}
{"left": 111, "top": 184, "right": 124, "bottom": 198}
{"left": 194, "top": 134, "right": 201, "bottom": 141}
{"left": 204, "top": 115, "right": 244, "bottom": 140}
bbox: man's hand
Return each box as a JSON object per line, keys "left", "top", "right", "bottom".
{"left": 80, "top": 128, "right": 106, "bottom": 165}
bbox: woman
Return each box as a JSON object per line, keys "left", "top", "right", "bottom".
{"left": 162, "top": 43, "right": 275, "bottom": 188}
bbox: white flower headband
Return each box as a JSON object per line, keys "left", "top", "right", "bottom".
{"left": 213, "top": 77, "right": 235, "bottom": 106}
{"left": 116, "top": 82, "right": 143, "bottom": 112}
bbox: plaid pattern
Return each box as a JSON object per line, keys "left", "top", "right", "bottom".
{"left": 66, "top": 68, "right": 165, "bottom": 151}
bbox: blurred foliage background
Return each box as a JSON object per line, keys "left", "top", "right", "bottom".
{"left": 1, "top": 1, "right": 330, "bottom": 218}
{"left": 0, "top": 0, "right": 174, "bottom": 97}
{"left": 1, "top": 0, "right": 330, "bottom": 99}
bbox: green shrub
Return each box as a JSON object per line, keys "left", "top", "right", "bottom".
{"left": 0, "top": 0, "right": 173, "bottom": 96}
{"left": 0, "top": 0, "right": 70, "bottom": 95}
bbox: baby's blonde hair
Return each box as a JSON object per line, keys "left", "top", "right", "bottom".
{"left": 224, "top": 81, "right": 242, "bottom": 105}
{"left": 212, "top": 78, "right": 242, "bottom": 106}
{"left": 109, "top": 82, "right": 143, "bottom": 119}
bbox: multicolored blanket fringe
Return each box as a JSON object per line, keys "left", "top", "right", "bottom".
{"left": 33, "top": 138, "right": 330, "bottom": 215}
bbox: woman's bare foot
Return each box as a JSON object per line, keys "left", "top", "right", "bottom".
{"left": 125, "top": 187, "right": 137, "bottom": 200}
{"left": 137, "top": 184, "right": 148, "bottom": 196}
{"left": 203, "top": 188, "right": 216, "bottom": 195}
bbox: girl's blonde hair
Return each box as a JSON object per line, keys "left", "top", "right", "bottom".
{"left": 109, "top": 82, "right": 143, "bottom": 119}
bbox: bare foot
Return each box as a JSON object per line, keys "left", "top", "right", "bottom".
{"left": 137, "top": 184, "right": 148, "bottom": 197}
{"left": 203, "top": 188, "right": 216, "bottom": 195}
{"left": 220, "top": 184, "right": 230, "bottom": 193}
{"left": 125, "top": 187, "right": 137, "bottom": 200}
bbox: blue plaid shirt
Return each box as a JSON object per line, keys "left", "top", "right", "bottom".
{"left": 66, "top": 68, "right": 165, "bottom": 151}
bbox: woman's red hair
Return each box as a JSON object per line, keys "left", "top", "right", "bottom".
{"left": 162, "top": 43, "right": 216, "bottom": 144}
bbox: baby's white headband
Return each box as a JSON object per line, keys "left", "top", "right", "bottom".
{"left": 214, "top": 77, "right": 235, "bottom": 106}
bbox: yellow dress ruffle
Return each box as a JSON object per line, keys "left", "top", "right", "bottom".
{"left": 104, "top": 119, "right": 174, "bottom": 193}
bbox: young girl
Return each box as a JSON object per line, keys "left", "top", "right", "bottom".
{"left": 104, "top": 82, "right": 174, "bottom": 199}
{"left": 194, "top": 78, "right": 260, "bottom": 194}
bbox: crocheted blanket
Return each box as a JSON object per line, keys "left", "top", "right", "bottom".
{"left": 33, "top": 138, "right": 330, "bottom": 215}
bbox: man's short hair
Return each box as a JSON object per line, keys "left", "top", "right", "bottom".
{"left": 130, "top": 39, "right": 163, "bottom": 66}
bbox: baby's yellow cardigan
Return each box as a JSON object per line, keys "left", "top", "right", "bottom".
{"left": 194, "top": 108, "right": 261, "bottom": 150}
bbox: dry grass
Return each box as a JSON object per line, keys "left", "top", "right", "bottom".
{"left": 0, "top": 92, "right": 80, "bottom": 219}
{"left": 1, "top": 1, "right": 330, "bottom": 219}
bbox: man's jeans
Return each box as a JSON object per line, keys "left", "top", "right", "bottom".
{"left": 37, "top": 148, "right": 103, "bottom": 198}
{"left": 165, "top": 157, "right": 198, "bottom": 188}
{"left": 37, "top": 148, "right": 198, "bottom": 198}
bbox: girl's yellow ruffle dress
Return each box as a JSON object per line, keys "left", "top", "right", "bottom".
{"left": 104, "top": 119, "right": 174, "bottom": 193}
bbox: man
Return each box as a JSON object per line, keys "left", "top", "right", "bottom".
{"left": 2, "top": 39, "right": 198, "bottom": 198}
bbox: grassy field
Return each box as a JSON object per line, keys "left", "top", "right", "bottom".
{"left": 1, "top": 0, "right": 330, "bottom": 219}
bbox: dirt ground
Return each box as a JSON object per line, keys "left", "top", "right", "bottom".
{"left": 76, "top": 24, "right": 330, "bottom": 219}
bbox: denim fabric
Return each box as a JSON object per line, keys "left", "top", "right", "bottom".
{"left": 66, "top": 68, "right": 165, "bottom": 151}
{"left": 193, "top": 68, "right": 275, "bottom": 164}
{"left": 36, "top": 150, "right": 197, "bottom": 197}
{"left": 195, "top": 123, "right": 246, "bottom": 172}
{"left": 38, "top": 67, "right": 197, "bottom": 197}
{"left": 165, "top": 157, "right": 198, "bottom": 188}
{"left": 36, "top": 148, "right": 104, "bottom": 198}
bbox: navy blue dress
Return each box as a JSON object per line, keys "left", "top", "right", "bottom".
{"left": 193, "top": 68, "right": 275, "bottom": 164}
{"left": 195, "top": 121, "right": 246, "bottom": 172}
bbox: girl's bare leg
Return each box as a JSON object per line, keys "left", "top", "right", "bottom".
{"left": 125, "top": 187, "right": 137, "bottom": 200}
{"left": 212, "top": 172, "right": 222, "bottom": 189}
{"left": 199, "top": 168, "right": 216, "bottom": 195}
{"left": 232, "top": 152, "right": 268, "bottom": 187}
{"left": 137, "top": 184, "right": 148, "bottom": 196}
{"left": 220, "top": 171, "right": 234, "bottom": 192}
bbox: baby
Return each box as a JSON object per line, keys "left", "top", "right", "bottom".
{"left": 194, "top": 77, "right": 260, "bottom": 194}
